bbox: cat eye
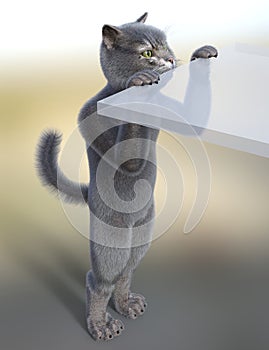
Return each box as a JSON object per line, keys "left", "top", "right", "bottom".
{"left": 142, "top": 50, "right": 152, "bottom": 58}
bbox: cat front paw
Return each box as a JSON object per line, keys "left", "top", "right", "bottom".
{"left": 191, "top": 45, "right": 218, "bottom": 61}
{"left": 126, "top": 70, "right": 160, "bottom": 88}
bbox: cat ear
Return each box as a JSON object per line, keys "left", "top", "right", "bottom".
{"left": 102, "top": 25, "right": 122, "bottom": 49}
{"left": 136, "top": 12, "right": 148, "bottom": 23}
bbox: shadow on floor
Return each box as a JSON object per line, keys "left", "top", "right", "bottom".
{"left": 1, "top": 216, "right": 89, "bottom": 331}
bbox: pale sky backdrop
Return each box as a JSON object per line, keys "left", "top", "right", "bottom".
{"left": 1, "top": 0, "right": 269, "bottom": 63}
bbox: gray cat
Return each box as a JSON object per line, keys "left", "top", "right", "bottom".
{"left": 36, "top": 12, "right": 217, "bottom": 341}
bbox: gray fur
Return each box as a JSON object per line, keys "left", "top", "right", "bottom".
{"left": 36, "top": 130, "right": 88, "bottom": 203}
{"left": 35, "top": 12, "right": 217, "bottom": 341}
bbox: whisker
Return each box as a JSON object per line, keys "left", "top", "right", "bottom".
{"left": 175, "top": 58, "right": 184, "bottom": 63}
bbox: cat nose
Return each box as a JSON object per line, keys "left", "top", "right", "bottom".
{"left": 167, "top": 57, "right": 175, "bottom": 68}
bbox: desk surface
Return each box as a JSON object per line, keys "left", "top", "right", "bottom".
{"left": 98, "top": 44, "right": 269, "bottom": 158}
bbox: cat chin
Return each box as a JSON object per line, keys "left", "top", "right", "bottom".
{"left": 157, "top": 65, "right": 174, "bottom": 74}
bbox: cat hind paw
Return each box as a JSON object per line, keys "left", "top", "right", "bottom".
{"left": 87, "top": 313, "right": 124, "bottom": 341}
{"left": 112, "top": 292, "right": 147, "bottom": 320}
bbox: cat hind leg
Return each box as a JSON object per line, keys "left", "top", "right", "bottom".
{"left": 111, "top": 207, "right": 154, "bottom": 319}
{"left": 86, "top": 270, "right": 124, "bottom": 341}
{"left": 111, "top": 271, "right": 148, "bottom": 319}
{"left": 86, "top": 213, "right": 133, "bottom": 341}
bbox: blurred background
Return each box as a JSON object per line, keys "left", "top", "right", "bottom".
{"left": 1, "top": 1, "right": 269, "bottom": 349}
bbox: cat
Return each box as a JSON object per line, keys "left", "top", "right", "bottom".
{"left": 36, "top": 12, "right": 218, "bottom": 341}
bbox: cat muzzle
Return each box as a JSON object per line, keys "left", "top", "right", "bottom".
{"left": 158, "top": 57, "right": 176, "bottom": 73}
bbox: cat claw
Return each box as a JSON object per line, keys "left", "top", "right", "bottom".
{"left": 87, "top": 313, "right": 124, "bottom": 341}
{"left": 191, "top": 45, "right": 218, "bottom": 61}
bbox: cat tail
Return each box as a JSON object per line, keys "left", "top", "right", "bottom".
{"left": 36, "top": 130, "right": 88, "bottom": 205}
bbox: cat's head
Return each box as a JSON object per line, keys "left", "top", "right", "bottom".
{"left": 100, "top": 13, "right": 176, "bottom": 89}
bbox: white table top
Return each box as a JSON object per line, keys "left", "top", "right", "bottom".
{"left": 97, "top": 44, "right": 269, "bottom": 158}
